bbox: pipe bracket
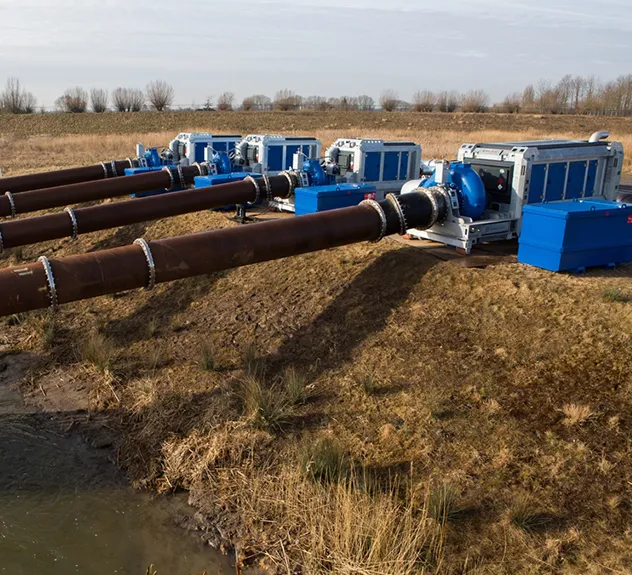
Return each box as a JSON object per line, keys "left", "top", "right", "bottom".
{"left": 261, "top": 175, "right": 272, "bottom": 202}
{"left": 110, "top": 160, "right": 119, "bottom": 178}
{"left": 64, "top": 207, "right": 79, "bottom": 240}
{"left": 386, "top": 193, "right": 408, "bottom": 235}
{"left": 134, "top": 238, "right": 156, "bottom": 291}
{"left": 162, "top": 167, "right": 175, "bottom": 191}
{"left": 360, "top": 199, "right": 388, "bottom": 242}
{"left": 101, "top": 162, "right": 109, "bottom": 178}
{"left": 177, "top": 165, "right": 186, "bottom": 189}
{"left": 279, "top": 171, "right": 296, "bottom": 196}
{"left": 5, "top": 192, "right": 16, "bottom": 218}
{"left": 0, "top": 229, "right": 4, "bottom": 253}
{"left": 245, "top": 176, "right": 261, "bottom": 205}
{"left": 38, "top": 256, "right": 58, "bottom": 309}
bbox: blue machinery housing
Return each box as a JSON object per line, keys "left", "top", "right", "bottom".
{"left": 117, "top": 131, "right": 627, "bottom": 272}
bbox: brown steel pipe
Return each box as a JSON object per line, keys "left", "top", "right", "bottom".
{"left": 0, "top": 160, "right": 134, "bottom": 195}
{"left": 0, "top": 192, "right": 438, "bottom": 317}
{"left": 0, "top": 166, "right": 200, "bottom": 218}
{"left": 0, "top": 175, "right": 294, "bottom": 249}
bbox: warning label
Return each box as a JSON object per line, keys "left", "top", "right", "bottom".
{"left": 628, "top": 215, "right": 632, "bottom": 224}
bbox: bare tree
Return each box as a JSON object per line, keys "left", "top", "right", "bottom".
{"left": 436, "top": 91, "right": 459, "bottom": 112}
{"left": 129, "top": 89, "right": 145, "bottom": 112}
{"left": 302, "top": 96, "right": 330, "bottom": 110}
{"left": 90, "top": 88, "right": 108, "bottom": 113}
{"left": 112, "top": 87, "right": 129, "bottom": 112}
{"left": 412, "top": 90, "right": 435, "bottom": 112}
{"left": 241, "top": 96, "right": 255, "bottom": 111}
{"left": 357, "top": 95, "right": 374, "bottom": 111}
{"left": 146, "top": 80, "right": 173, "bottom": 112}
{"left": 501, "top": 93, "right": 521, "bottom": 113}
{"left": 0, "top": 77, "right": 37, "bottom": 114}
{"left": 274, "top": 89, "right": 302, "bottom": 111}
{"left": 459, "top": 90, "right": 490, "bottom": 113}
{"left": 251, "top": 94, "right": 272, "bottom": 111}
{"left": 217, "top": 92, "right": 234, "bottom": 111}
{"left": 522, "top": 84, "right": 536, "bottom": 113}
{"left": 380, "top": 90, "right": 399, "bottom": 112}
{"left": 55, "top": 87, "right": 88, "bottom": 113}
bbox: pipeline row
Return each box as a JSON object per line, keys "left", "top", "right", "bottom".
{"left": 0, "top": 159, "right": 137, "bottom": 195}
{"left": 0, "top": 188, "right": 447, "bottom": 317}
{"left": 0, "top": 173, "right": 296, "bottom": 250}
{"left": 0, "top": 165, "right": 204, "bottom": 218}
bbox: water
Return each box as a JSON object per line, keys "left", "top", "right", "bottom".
{"left": 0, "top": 359, "right": 233, "bottom": 575}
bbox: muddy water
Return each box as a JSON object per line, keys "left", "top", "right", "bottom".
{"left": 0, "top": 360, "right": 233, "bottom": 575}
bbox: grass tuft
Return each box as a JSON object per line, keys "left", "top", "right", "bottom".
{"left": 301, "top": 436, "right": 350, "bottom": 484}
{"left": 283, "top": 366, "right": 308, "bottom": 405}
{"left": 79, "top": 331, "right": 117, "bottom": 373}
{"left": 603, "top": 287, "right": 631, "bottom": 303}
{"left": 509, "top": 498, "right": 555, "bottom": 535}
{"left": 427, "top": 484, "right": 464, "bottom": 525}
{"left": 199, "top": 344, "right": 218, "bottom": 372}
{"left": 561, "top": 403, "right": 594, "bottom": 426}
{"left": 243, "top": 343, "right": 265, "bottom": 380}
{"left": 239, "top": 375, "right": 293, "bottom": 431}
{"left": 357, "top": 365, "right": 378, "bottom": 395}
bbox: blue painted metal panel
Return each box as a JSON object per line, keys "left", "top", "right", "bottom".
{"left": 295, "top": 184, "right": 377, "bottom": 216}
{"left": 585, "top": 160, "right": 598, "bottom": 197}
{"left": 267, "top": 146, "right": 283, "bottom": 171}
{"left": 399, "top": 152, "right": 409, "bottom": 180}
{"left": 364, "top": 152, "right": 381, "bottom": 181}
{"left": 285, "top": 145, "right": 300, "bottom": 169}
{"left": 545, "top": 162, "right": 567, "bottom": 202}
{"left": 213, "top": 142, "right": 227, "bottom": 152}
{"left": 527, "top": 164, "right": 546, "bottom": 204}
{"left": 383, "top": 152, "right": 399, "bottom": 181}
{"left": 518, "top": 199, "right": 632, "bottom": 272}
{"left": 194, "top": 143, "right": 207, "bottom": 163}
{"left": 566, "top": 161, "right": 587, "bottom": 199}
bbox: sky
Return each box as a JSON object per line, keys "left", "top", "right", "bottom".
{"left": 0, "top": 0, "right": 630, "bottom": 109}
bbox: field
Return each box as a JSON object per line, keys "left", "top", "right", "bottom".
{"left": 1, "top": 111, "right": 632, "bottom": 574}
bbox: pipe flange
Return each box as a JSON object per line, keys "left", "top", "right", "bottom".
{"left": 193, "top": 162, "right": 206, "bottom": 176}
{"left": 126, "top": 158, "right": 134, "bottom": 168}
{"left": 38, "top": 256, "right": 58, "bottom": 309}
{"left": 279, "top": 171, "right": 296, "bottom": 197}
{"left": 360, "top": 199, "right": 388, "bottom": 242}
{"left": 261, "top": 175, "right": 272, "bottom": 202}
{"left": 110, "top": 160, "right": 119, "bottom": 178}
{"left": 422, "top": 189, "right": 440, "bottom": 226}
{"left": 5, "top": 191, "right": 16, "bottom": 218}
{"left": 134, "top": 238, "right": 156, "bottom": 291}
{"left": 162, "top": 166, "right": 175, "bottom": 191}
{"left": 177, "top": 165, "right": 186, "bottom": 189}
{"left": 64, "top": 207, "right": 79, "bottom": 240}
{"left": 100, "top": 162, "right": 109, "bottom": 178}
{"left": 386, "top": 193, "right": 408, "bottom": 235}
{"left": 245, "top": 176, "right": 261, "bottom": 205}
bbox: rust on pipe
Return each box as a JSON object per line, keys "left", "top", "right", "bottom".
{"left": 0, "top": 191, "right": 439, "bottom": 317}
{"left": 0, "top": 175, "right": 294, "bottom": 249}
{"left": 0, "top": 160, "right": 134, "bottom": 195}
{"left": 0, "top": 166, "right": 200, "bottom": 218}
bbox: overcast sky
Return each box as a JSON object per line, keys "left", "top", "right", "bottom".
{"left": 0, "top": 0, "right": 630, "bottom": 108}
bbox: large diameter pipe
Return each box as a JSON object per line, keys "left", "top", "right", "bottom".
{"left": 0, "top": 174, "right": 293, "bottom": 249}
{"left": 0, "top": 160, "right": 134, "bottom": 195}
{"left": 0, "top": 191, "right": 441, "bottom": 317}
{"left": 0, "top": 166, "right": 200, "bottom": 218}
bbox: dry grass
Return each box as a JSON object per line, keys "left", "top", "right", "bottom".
{"left": 3, "top": 114, "right": 632, "bottom": 574}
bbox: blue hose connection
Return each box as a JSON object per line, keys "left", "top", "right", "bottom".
{"left": 422, "top": 162, "right": 487, "bottom": 220}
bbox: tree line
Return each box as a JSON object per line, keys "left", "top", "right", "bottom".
{"left": 1, "top": 74, "right": 631, "bottom": 115}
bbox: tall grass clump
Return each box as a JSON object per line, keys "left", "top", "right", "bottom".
{"left": 79, "top": 331, "right": 117, "bottom": 373}
{"left": 239, "top": 375, "right": 293, "bottom": 431}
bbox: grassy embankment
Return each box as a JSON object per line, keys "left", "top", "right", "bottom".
{"left": 1, "top": 111, "right": 632, "bottom": 574}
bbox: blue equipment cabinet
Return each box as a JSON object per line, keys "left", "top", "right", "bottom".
{"left": 518, "top": 199, "right": 632, "bottom": 272}
{"left": 295, "top": 184, "right": 377, "bottom": 216}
